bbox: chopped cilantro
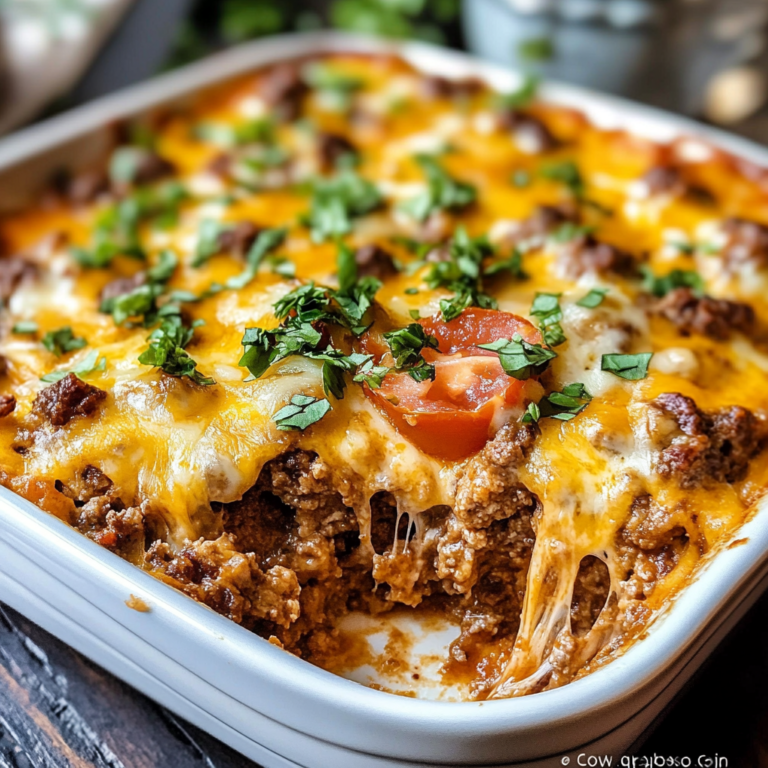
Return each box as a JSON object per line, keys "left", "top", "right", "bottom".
{"left": 404, "top": 287, "right": 419, "bottom": 295}
{"left": 273, "top": 394, "right": 332, "bottom": 431}
{"left": 41, "top": 349, "right": 106, "bottom": 383}
{"left": 224, "top": 227, "right": 288, "bottom": 290}
{"left": 192, "top": 219, "right": 230, "bottom": 267}
{"left": 383, "top": 323, "right": 439, "bottom": 382}
{"left": 601, "top": 352, "right": 653, "bottom": 380}
{"left": 576, "top": 287, "right": 609, "bottom": 308}
{"left": 138, "top": 316, "right": 215, "bottom": 385}
{"left": 484, "top": 248, "right": 526, "bottom": 279}
{"left": 540, "top": 160, "right": 584, "bottom": 198}
{"left": 400, "top": 154, "right": 477, "bottom": 223}
{"left": 495, "top": 74, "right": 539, "bottom": 111}
{"left": 353, "top": 359, "right": 390, "bottom": 389}
{"left": 12, "top": 321, "right": 37, "bottom": 335}
{"left": 640, "top": 266, "right": 704, "bottom": 298}
{"left": 193, "top": 118, "right": 274, "bottom": 148}
{"left": 530, "top": 292, "right": 566, "bottom": 347}
{"left": 479, "top": 334, "right": 557, "bottom": 380}
{"left": 42, "top": 327, "right": 87, "bottom": 357}
{"left": 301, "top": 170, "right": 382, "bottom": 242}
{"left": 303, "top": 62, "right": 364, "bottom": 113}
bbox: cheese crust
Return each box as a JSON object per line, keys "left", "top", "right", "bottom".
{"left": 2, "top": 53, "right": 768, "bottom": 700}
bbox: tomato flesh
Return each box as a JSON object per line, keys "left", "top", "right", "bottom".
{"left": 361, "top": 309, "right": 542, "bottom": 461}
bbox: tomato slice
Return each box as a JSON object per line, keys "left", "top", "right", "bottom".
{"left": 361, "top": 309, "right": 543, "bottom": 461}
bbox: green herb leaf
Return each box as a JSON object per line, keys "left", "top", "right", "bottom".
{"left": 495, "top": 74, "right": 539, "bottom": 111}
{"left": 484, "top": 248, "right": 526, "bottom": 279}
{"left": 479, "top": 334, "right": 557, "bottom": 380}
{"left": 225, "top": 227, "right": 289, "bottom": 290}
{"left": 12, "top": 321, "right": 38, "bottom": 334}
{"left": 400, "top": 154, "right": 477, "bottom": 222}
{"left": 550, "top": 222, "right": 595, "bottom": 243}
{"left": 530, "top": 292, "right": 566, "bottom": 347}
{"left": 302, "top": 170, "right": 382, "bottom": 242}
{"left": 384, "top": 323, "right": 439, "bottom": 382}
{"left": 353, "top": 359, "right": 390, "bottom": 389}
{"left": 336, "top": 240, "right": 358, "bottom": 295}
{"left": 193, "top": 117, "right": 274, "bottom": 148}
{"left": 41, "top": 349, "right": 106, "bottom": 383}
{"left": 521, "top": 402, "right": 541, "bottom": 424}
{"left": 640, "top": 266, "right": 704, "bottom": 298}
{"left": 192, "top": 219, "right": 229, "bottom": 268}
{"left": 576, "top": 287, "right": 609, "bottom": 308}
{"left": 273, "top": 394, "right": 332, "bottom": 431}
{"left": 601, "top": 352, "right": 653, "bottom": 380}
{"left": 540, "top": 160, "right": 584, "bottom": 198}
{"left": 524, "top": 382, "right": 592, "bottom": 422}
{"left": 41, "top": 327, "right": 87, "bottom": 357}
{"left": 138, "top": 316, "right": 215, "bottom": 385}
{"left": 303, "top": 62, "right": 364, "bottom": 113}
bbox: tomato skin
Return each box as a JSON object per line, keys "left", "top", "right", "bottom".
{"left": 360, "top": 309, "right": 543, "bottom": 462}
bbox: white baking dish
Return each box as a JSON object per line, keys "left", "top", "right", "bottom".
{"left": 2, "top": 31, "right": 768, "bottom": 767}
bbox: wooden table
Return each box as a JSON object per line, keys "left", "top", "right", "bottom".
{"left": 2, "top": 591, "right": 768, "bottom": 768}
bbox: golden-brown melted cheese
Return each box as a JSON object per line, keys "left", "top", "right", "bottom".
{"left": 2, "top": 53, "right": 768, "bottom": 695}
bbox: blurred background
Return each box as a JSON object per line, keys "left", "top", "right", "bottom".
{"left": 1, "top": 0, "right": 768, "bottom": 141}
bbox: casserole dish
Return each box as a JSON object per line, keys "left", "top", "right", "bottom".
{"left": 2, "top": 31, "right": 768, "bottom": 766}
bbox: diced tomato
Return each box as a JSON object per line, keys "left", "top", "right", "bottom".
{"left": 360, "top": 309, "right": 543, "bottom": 461}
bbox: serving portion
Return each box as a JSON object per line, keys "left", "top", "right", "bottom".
{"left": 1, "top": 52, "right": 768, "bottom": 701}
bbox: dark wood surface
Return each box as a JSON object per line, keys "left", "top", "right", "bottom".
{"left": 2, "top": 591, "right": 768, "bottom": 768}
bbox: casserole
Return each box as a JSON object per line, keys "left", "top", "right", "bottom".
{"left": 2, "top": 30, "right": 768, "bottom": 766}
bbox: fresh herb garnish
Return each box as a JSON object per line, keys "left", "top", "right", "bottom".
{"left": 383, "top": 323, "right": 439, "bottom": 382}
{"left": 41, "top": 349, "right": 106, "bottom": 383}
{"left": 301, "top": 170, "right": 382, "bottom": 242}
{"left": 138, "top": 316, "right": 215, "bottom": 386}
{"left": 273, "top": 394, "right": 332, "bottom": 431}
{"left": 479, "top": 334, "right": 557, "bottom": 380}
{"left": 42, "top": 327, "right": 87, "bottom": 357}
{"left": 640, "top": 266, "right": 704, "bottom": 298}
{"left": 400, "top": 154, "right": 477, "bottom": 223}
{"left": 550, "top": 222, "right": 595, "bottom": 243}
{"left": 12, "top": 321, "right": 37, "bottom": 335}
{"left": 224, "top": 227, "right": 288, "bottom": 290}
{"left": 522, "top": 382, "right": 592, "bottom": 423}
{"left": 495, "top": 74, "right": 539, "bottom": 111}
{"left": 540, "top": 160, "right": 584, "bottom": 198}
{"left": 192, "top": 219, "right": 230, "bottom": 267}
{"left": 353, "top": 359, "right": 390, "bottom": 389}
{"left": 422, "top": 226, "right": 496, "bottom": 321}
{"left": 530, "top": 292, "right": 566, "bottom": 347}
{"left": 576, "top": 287, "right": 609, "bottom": 308}
{"left": 484, "top": 248, "right": 526, "bottom": 279}
{"left": 601, "top": 352, "right": 653, "bottom": 380}
{"left": 303, "top": 63, "right": 364, "bottom": 113}
{"left": 193, "top": 118, "right": 274, "bottom": 148}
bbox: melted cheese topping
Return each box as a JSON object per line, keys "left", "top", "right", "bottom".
{"left": 2, "top": 54, "right": 768, "bottom": 696}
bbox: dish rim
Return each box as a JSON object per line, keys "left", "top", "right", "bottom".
{"left": 1, "top": 29, "right": 768, "bottom": 762}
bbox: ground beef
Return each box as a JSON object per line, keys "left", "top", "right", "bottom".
{"left": 354, "top": 244, "right": 398, "bottom": 280}
{"left": 217, "top": 221, "right": 261, "bottom": 258}
{"left": 317, "top": 132, "right": 357, "bottom": 170}
{"left": 75, "top": 494, "right": 146, "bottom": 558}
{"left": 33, "top": 373, "right": 107, "bottom": 427}
{"left": 558, "top": 234, "right": 638, "bottom": 279}
{"left": 640, "top": 165, "right": 715, "bottom": 204}
{"left": 654, "top": 287, "right": 755, "bottom": 340}
{"left": 651, "top": 392, "right": 766, "bottom": 488}
{"left": 128, "top": 151, "right": 176, "bottom": 187}
{"left": 147, "top": 533, "right": 300, "bottom": 627}
{"left": 60, "top": 169, "right": 110, "bottom": 206}
{"left": 721, "top": 217, "right": 768, "bottom": 269}
{"left": 0, "top": 394, "right": 15, "bottom": 418}
{"left": 0, "top": 257, "right": 38, "bottom": 302}
{"left": 206, "top": 152, "right": 232, "bottom": 179}
{"left": 570, "top": 556, "right": 611, "bottom": 637}
{"left": 99, "top": 272, "right": 146, "bottom": 304}
{"left": 56, "top": 465, "right": 113, "bottom": 504}
{"left": 513, "top": 204, "right": 578, "bottom": 246}
{"left": 420, "top": 76, "right": 483, "bottom": 101}
{"left": 498, "top": 111, "right": 559, "bottom": 153}
{"left": 258, "top": 64, "right": 307, "bottom": 121}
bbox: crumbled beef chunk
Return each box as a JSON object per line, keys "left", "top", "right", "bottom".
{"left": 66, "top": 170, "right": 110, "bottom": 205}
{"left": 498, "top": 111, "right": 559, "bottom": 153}
{"left": 317, "top": 132, "right": 357, "bottom": 170}
{"left": 99, "top": 272, "right": 146, "bottom": 304}
{"left": 721, "top": 217, "right": 768, "bottom": 269}
{"left": 57, "top": 465, "right": 114, "bottom": 504}
{"left": 420, "top": 76, "right": 483, "bottom": 101}
{"left": 206, "top": 152, "right": 232, "bottom": 179}
{"left": 0, "top": 394, "right": 16, "bottom": 418}
{"left": 0, "top": 257, "right": 38, "bottom": 302}
{"left": 76, "top": 495, "right": 145, "bottom": 556}
{"left": 0, "top": 356, "right": 7, "bottom": 377}
{"left": 217, "top": 221, "right": 261, "bottom": 258}
{"left": 129, "top": 151, "right": 175, "bottom": 187}
{"left": 354, "top": 244, "right": 398, "bottom": 280}
{"left": 515, "top": 204, "right": 579, "bottom": 244}
{"left": 652, "top": 392, "right": 766, "bottom": 488}
{"left": 570, "top": 556, "right": 611, "bottom": 637}
{"left": 258, "top": 64, "right": 307, "bottom": 121}
{"left": 640, "top": 165, "right": 714, "bottom": 204}
{"left": 33, "top": 373, "right": 107, "bottom": 427}
{"left": 655, "top": 287, "right": 755, "bottom": 340}
{"left": 147, "top": 533, "right": 301, "bottom": 627}
{"left": 558, "top": 234, "right": 638, "bottom": 279}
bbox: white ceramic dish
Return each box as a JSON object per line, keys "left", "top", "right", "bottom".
{"left": 1, "top": 31, "right": 768, "bottom": 768}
